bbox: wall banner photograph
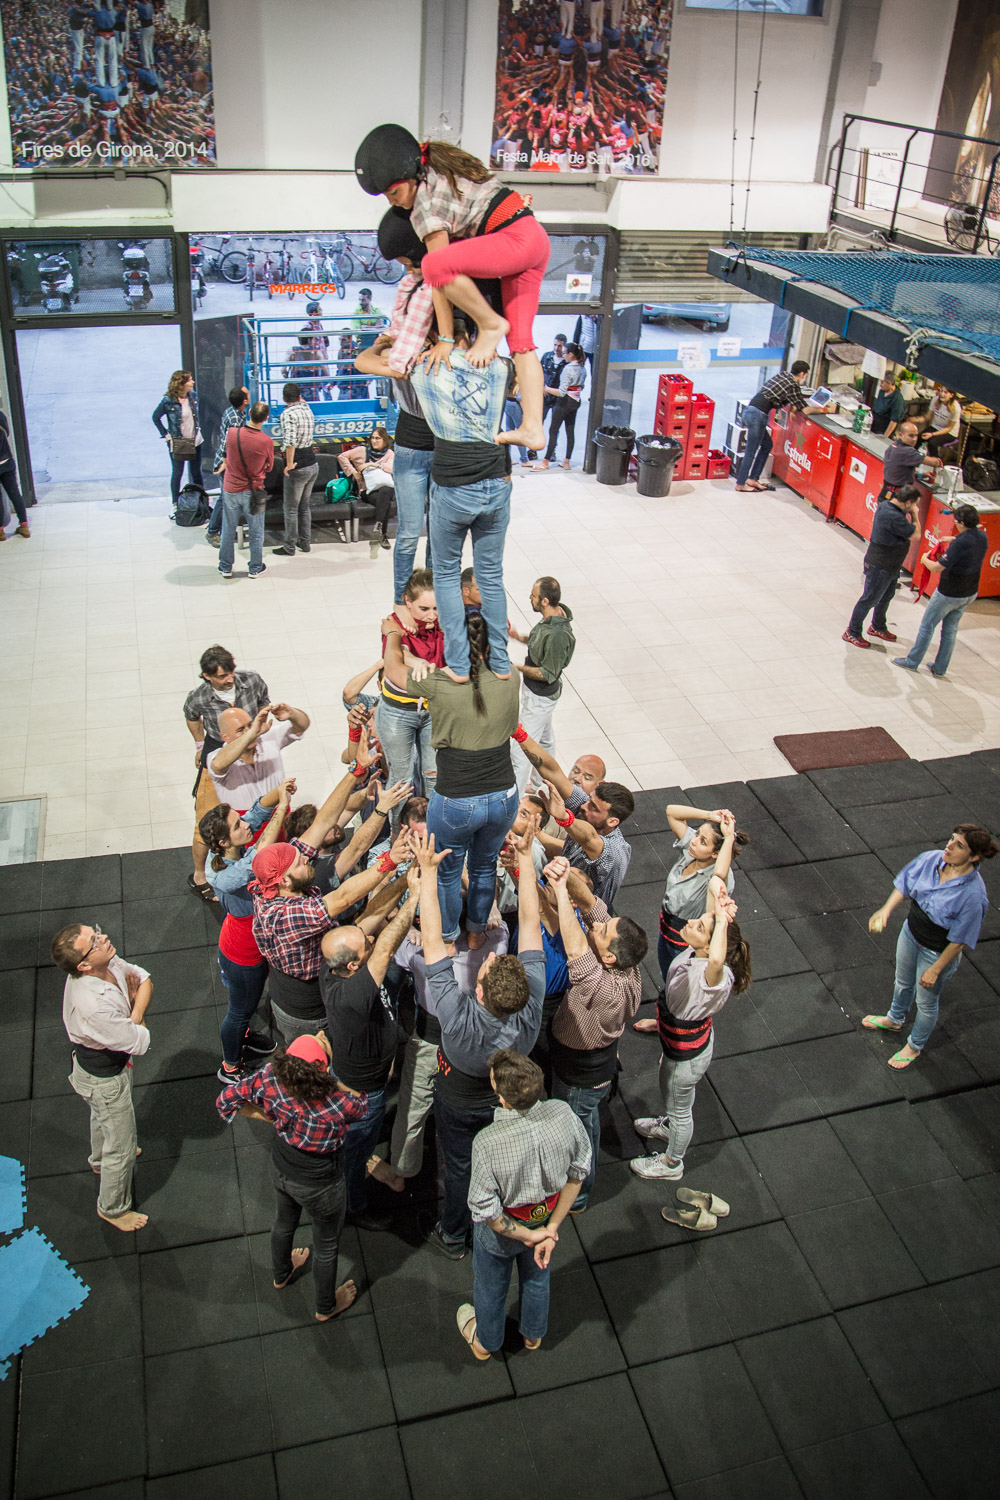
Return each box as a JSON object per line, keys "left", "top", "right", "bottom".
{"left": 491, "top": 1, "right": 671, "bottom": 176}
{"left": 0, "top": 0, "right": 215, "bottom": 170}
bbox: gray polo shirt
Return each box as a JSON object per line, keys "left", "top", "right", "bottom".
{"left": 427, "top": 948, "right": 546, "bottom": 1075}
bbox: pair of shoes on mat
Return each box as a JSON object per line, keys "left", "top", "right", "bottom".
{"left": 662, "top": 1187, "right": 730, "bottom": 1232}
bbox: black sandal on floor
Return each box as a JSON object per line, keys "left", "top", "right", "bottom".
{"left": 187, "top": 874, "right": 219, "bottom": 903}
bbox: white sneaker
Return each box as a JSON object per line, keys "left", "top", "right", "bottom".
{"left": 633, "top": 1116, "right": 671, "bottom": 1143}
{"left": 630, "top": 1153, "right": 684, "bottom": 1181}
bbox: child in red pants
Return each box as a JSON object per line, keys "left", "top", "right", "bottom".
{"left": 355, "top": 124, "right": 551, "bottom": 452}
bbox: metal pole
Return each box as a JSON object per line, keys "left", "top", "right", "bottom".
{"left": 832, "top": 116, "right": 851, "bottom": 215}
{"left": 888, "top": 130, "right": 919, "bottom": 242}
{"left": 974, "top": 150, "right": 1000, "bottom": 252}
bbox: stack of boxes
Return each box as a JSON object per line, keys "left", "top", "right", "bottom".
{"left": 653, "top": 374, "right": 716, "bottom": 480}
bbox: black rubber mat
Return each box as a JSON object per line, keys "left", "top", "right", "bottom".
{"left": 6, "top": 753, "right": 1000, "bottom": 1498}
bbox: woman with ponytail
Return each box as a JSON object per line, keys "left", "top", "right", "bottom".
{"left": 354, "top": 125, "right": 550, "bottom": 451}
{"left": 383, "top": 610, "right": 520, "bottom": 947}
{"left": 630, "top": 881, "right": 751, "bottom": 1184}
{"left": 200, "top": 777, "right": 294, "bottom": 1084}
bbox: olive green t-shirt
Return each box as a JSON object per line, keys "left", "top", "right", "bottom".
{"left": 407, "top": 668, "right": 520, "bottom": 750}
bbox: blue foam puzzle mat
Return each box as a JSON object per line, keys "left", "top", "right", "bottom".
{"left": 0, "top": 1155, "right": 26, "bottom": 1236}
{"left": 0, "top": 1227, "right": 90, "bottom": 1375}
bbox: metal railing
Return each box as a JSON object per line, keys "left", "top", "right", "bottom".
{"left": 240, "top": 313, "right": 396, "bottom": 442}
{"left": 826, "top": 114, "right": 1000, "bottom": 252}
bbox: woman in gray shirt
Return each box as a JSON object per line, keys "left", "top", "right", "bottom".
{"left": 634, "top": 805, "right": 748, "bottom": 1034}
{"left": 539, "top": 342, "right": 588, "bottom": 470}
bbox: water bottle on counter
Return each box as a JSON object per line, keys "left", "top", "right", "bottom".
{"left": 852, "top": 405, "right": 872, "bottom": 434}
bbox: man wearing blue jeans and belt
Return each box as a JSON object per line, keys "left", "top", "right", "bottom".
{"left": 894, "top": 504, "right": 989, "bottom": 678}
{"left": 414, "top": 825, "right": 545, "bottom": 1260}
{"left": 219, "top": 401, "right": 273, "bottom": 580}
{"left": 735, "top": 361, "right": 833, "bottom": 493}
{"left": 410, "top": 322, "right": 513, "bottom": 682}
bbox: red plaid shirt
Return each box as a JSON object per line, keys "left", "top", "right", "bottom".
{"left": 251, "top": 837, "right": 332, "bottom": 980}
{"left": 216, "top": 1061, "right": 367, "bottom": 1152}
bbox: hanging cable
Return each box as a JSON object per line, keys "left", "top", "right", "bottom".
{"left": 741, "top": 0, "right": 770, "bottom": 240}
{"left": 728, "top": 0, "right": 741, "bottom": 237}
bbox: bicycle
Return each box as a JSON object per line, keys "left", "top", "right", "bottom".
{"left": 275, "top": 239, "right": 297, "bottom": 298}
{"left": 302, "top": 238, "right": 346, "bottom": 299}
{"left": 337, "top": 232, "right": 404, "bottom": 284}
{"left": 195, "top": 234, "right": 248, "bottom": 283}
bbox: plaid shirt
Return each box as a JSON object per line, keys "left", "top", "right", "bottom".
{"left": 551, "top": 897, "right": 643, "bottom": 1051}
{"left": 182, "top": 668, "right": 269, "bottom": 740}
{"left": 749, "top": 371, "right": 807, "bottom": 415}
{"left": 410, "top": 351, "right": 510, "bottom": 446}
{"left": 216, "top": 1059, "right": 367, "bottom": 1151}
{"left": 279, "top": 399, "right": 315, "bottom": 452}
{"left": 410, "top": 166, "right": 498, "bottom": 241}
{"left": 388, "top": 272, "right": 435, "bottom": 377}
{"left": 468, "top": 1099, "right": 591, "bottom": 1223}
{"left": 251, "top": 837, "right": 332, "bottom": 979}
{"left": 213, "top": 403, "right": 247, "bottom": 470}
{"left": 565, "top": 786, "right": 632, "bottom": 908}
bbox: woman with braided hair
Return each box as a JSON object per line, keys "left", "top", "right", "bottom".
{"left": 383, "top": 610, "right": 520, "bottom": 948}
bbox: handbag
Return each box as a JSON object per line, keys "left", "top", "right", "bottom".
{"left": 170, "top": 435, "right": 198, "bottom": 458}
{"left": 236, "top": 426, "right": 268, "bottom": 515}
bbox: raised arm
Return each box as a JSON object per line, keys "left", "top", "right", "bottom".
{"left": 704, "top": 811, "right": 737, "bottom": 913}
{"left": 366, "top": 865, "right": 420, "bottom": 986}
{"left": 269, "top": 702, "right": 310, "bottom": 735}
{"left": 414, "top": 829, "right": 451, "bottom": 966}
{"left": 544, "top": 857, "right": 588, "bottom": 962}
{"left": 705, "top": 886, "right": 734, "bottom": 988}
{"left": 666, "top": 803, "right": 727, "bottom": 841}
{"left": 513, "top": 728, "right": 573, "bottom": 799}
{"left": 255, "top": 779, "right": 295, "bottom": 851}
{"left": 354, "top": 341, "right": 395, "bottom": 378}
{"left": 304, "top": 766, "right": 371, "bottom": 851}
{"left": 516, "top": 815, "right": 543, "bottom": 953}
{"left": 209, "top": 706, "right": 271, "bottom": 774}
{"left": 541, "top": 778, "right": 604, "bottom": 860}
{"left": 343, "top": 660, "right": 383, "bottom": 707}
{"left": 334, "top": 780, "right": 413, "bottom": 878}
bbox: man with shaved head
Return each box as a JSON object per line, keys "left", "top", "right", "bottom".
{"left": 208, "top": 701, "right": 311, "bottom": 812}
{"left": 319, "top": 863, "right": 420, "bottom": 1231}
{"left": 568, "top": 753, "right": 606, "bottom": 798}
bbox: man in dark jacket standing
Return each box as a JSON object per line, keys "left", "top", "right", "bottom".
{"left": 843, "top": 484, "right": 919, "bottom": 648}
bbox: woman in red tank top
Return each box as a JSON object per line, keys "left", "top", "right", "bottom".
{"left": 200, "top": 779, "right": 293, "bottom": 1083}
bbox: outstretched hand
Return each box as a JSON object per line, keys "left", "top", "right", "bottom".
{"left": 413, "top": 828, "right": 452, "bottom": 871}
{"left": 539, "top": 778, "right": 567, "bottom": 821}
{"left": 513, "top": 811, "right": 540, "bottom": 856}
{"left": 376, "top": 780, "right": 414, "bottom": 815}
{"left": 543, "top": 856, "right": 570, "bottom": 890}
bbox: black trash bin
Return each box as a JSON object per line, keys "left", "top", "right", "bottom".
{"left": 635, "top": 434, "right": 684, "bottom": 497}
{"left": 594, "top": 426, "right": 636, "bottom": 486}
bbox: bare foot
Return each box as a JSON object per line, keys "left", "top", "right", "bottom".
{"left": 632, "top": 1017, "right": 658, "bottom": 1034}
{"left": 466, "top": 317, "right": 509, "bottom": 368}
{"left": 523, "top": 1335, "right": 542, "bottom": 1350}
{"left": 316, "top": 1279, "right": 358, "bottom": 1321}
{"left": 367, "top": 1154, "right": 405, "bottom": 1193}
{"left": 467, "top": 931, "right": 486, "bottom": 950}
{"left": 888, "top": 1044, "right": 921, "bottom": 1070}
{"left": 274, "top": 1246, "right": 311, "bottom": 1288}
{"left": 499, "top": 422, "right": 547, "bottom": 451}
{"left": 98, "top": 1208, "right": 148, "bottom": 1232}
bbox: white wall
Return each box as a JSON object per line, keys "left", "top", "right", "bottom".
{"left": 862, "top": 0, "right": 958, "bottom": 137}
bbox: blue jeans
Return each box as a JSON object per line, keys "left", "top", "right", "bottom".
{"left": 219, "top": 490, "right": 265, "bottom": 575}
{"left": 427, "top": 783, "right": 519, "bottom": 940}
{"left": 887, "top": 922, "right": 961, "bottom": 1052}
{"left": 473, "top": 1220, "right": 550, "bottom": 1351}
{"left": 848, "top": 564, "right": 899, "bottom": 637}
{"left": 374, "top": 698, "right": 436, "bottom": 801}
{"left": 428, "top": 476, "right": 512, "bottom": 677}
{"left": 207, "top": 492, "right": 224, "bottom": 536}
{"left": 434, "top": 1091, "right": 495, "bottom": 1243}
{"left": 551, "top": 1074, "right": 611, "bottom": 1209}
{"left": 170, "top": 444, "right": 204, "bottom": 505}
{"left": 393, "top": 444, "right": 434, "bottom": 601}
{"left": 735, "top": 406, "right": 772, "bottom": 485}
{"left": 343, "top": 1086, "right": 386, "bottom": 1215}
{"left": 504, "top": 398, "right": 533, "bottom": 463}
{"left": 897, "top": 589, "right": 977, "bottom": 676}
{"left": 218, "top": 953, "right": 268, "bottom": 1067}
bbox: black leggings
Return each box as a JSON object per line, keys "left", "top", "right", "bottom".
{"left": 546, "top": 396, "right": 579, "bottom": 461}
{"left": 0, "top": 468, "right": 27, "bottom": 525}
{"left": 369, "top": 484, "right": 396, "bottom": 530}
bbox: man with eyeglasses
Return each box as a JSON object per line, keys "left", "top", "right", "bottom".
{"left": 183, "top": 644, "right": 270, "bottom": 902}
{"left": 52, "top": 922, "right": 154, "bottom": 1233}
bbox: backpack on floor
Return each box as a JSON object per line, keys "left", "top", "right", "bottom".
{"left": 174, "top": 483, "right": 211, "bottom": 527}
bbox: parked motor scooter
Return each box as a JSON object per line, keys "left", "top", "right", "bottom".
{"left": 189, "top": 240, "right": 207, "bottom": 310}
{"left": 34, "top": 251, "right": 77, "bottom": 312}
{"left": 6, "top": 245, "right": 23, "bottom": 309}
{"left": 119, "top": 241, "right": 153, "bottom": 308}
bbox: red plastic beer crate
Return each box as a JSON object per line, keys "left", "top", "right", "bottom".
{"left": 683, "top": 435, "right": 709, "bottom": 467}
{"left": 683, "top": 458, "right": 708, "bottom": 482}
{"left": 706, "top": 449, "right": 731, "bottom": 478}
{"left": 654, "top": 408, "right": 690, "bottom": 441}
{"left": 688, "top": 392, "right": 715, "bottom": 435}
{"left": 658, "top": 373, "right": 693, "bottom": 406}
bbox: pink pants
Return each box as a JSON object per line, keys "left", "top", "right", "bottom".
{"left": 421, "top": 216, "right": 551, "bottom": 354}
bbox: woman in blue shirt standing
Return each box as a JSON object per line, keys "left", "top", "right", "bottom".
{"left": 864, "top": 824, "right": 997, "bottom": 1069}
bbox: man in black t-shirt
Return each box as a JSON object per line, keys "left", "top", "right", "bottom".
{"left": 843, "top": 484, "right": 919, "bottom": 648}
{"left": 319, "top": 864, "right": 420, "bottom": 1230}
{"left": 894, "top": 505, "right": 989, "bottom": 678}
{"left": 878, "top": 421, "right": 941, "bottom": 502}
